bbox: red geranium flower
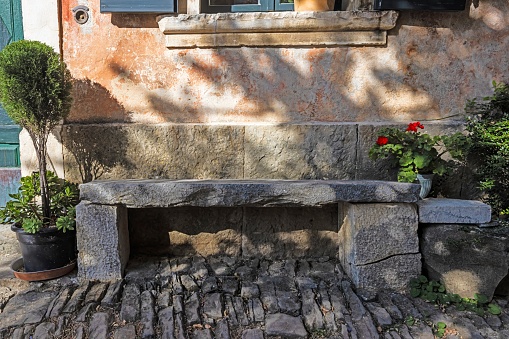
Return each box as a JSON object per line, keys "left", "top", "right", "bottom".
{"left": 406, "top": 121, "right": 424, "bottom": 132}
{"left": 376, "top": 136, "right": 389, "bottom": 146}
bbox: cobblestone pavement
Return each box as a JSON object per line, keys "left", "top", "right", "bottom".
{"left": 0, "top": 255, "right": 508, "bottom": 339}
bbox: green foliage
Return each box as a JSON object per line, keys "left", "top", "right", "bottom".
{"left": 0, "top": 40, "right": 73, "bottom": 225}
{"left": 434, "top": 321, "right": 447, "bottom": 338}
{"left": 405, "top": 315, "right": 415, "bottom": 326}
{"left": 465, "top": 81, "right": 509, "bottom": 216}
{"left": 369, "top": 122, "right": 467, "bottom": 183}
{"left": 409, "top": 275, "right": 501, "bottom": 316}
{"left": 0, "top": 171, "right": 79, "bottom": 233}
{"left": 0, "top": 40, "right": 72, "bottom": 135}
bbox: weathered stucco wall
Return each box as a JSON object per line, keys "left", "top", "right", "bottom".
{"left": 44, "top": 0, "right": 508, "bottom": 193}
{"left": 61, "top": 0, "right": 508, "bottom": 124}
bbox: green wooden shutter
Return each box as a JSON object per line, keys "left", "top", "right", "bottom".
{"left": 0, "top": 144, "right": 20, "bottom": 167}
{"left": 100, "top": 0, "right": 176, "bottom": 13}
{"left": 275, "top": 0, "right": 293, "bottom": 10}
{"left": 0, "top": 0, "right": 23, "bottom": 43}
{"left": 0, "top": 0, "right": 23, "bottom": 168}
{"left": 232, "top": 0, "right": 272, "bottom": 12}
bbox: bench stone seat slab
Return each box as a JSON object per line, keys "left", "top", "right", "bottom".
{"left": 79, "top": 179, "right": 420, "bottom": 207}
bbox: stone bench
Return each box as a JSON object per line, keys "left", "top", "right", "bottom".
{"left": 76, "top": 179, "right": 422, "bottom": 294}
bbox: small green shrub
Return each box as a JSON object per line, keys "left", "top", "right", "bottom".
{"left": 0, "top": 40, "right": 73, "bottom": 226}
{"left": 0, "top": 171, "right": 79, "bottom": 233}
{"left": 465, "top": 81, "right": 509, "bottom": 216}
{"left": 409, "top": 275, "right": 502, "bottom": 316}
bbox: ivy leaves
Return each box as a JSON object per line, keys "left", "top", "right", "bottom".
{"left": 409, "top": 275, "right": 502, "bottom": 316}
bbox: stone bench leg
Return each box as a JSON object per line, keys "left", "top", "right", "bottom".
{"left": 76, "top": 201, "right": 129, "bottom": 281}
{"left": 339, "top": 202, "right": 421, "bottom": 296}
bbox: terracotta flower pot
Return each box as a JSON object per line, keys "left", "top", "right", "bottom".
{"left": 294, "top": 0, "right": 334, "bottom": 11}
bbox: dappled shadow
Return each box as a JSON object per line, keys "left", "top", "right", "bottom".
{"left": 68, "top": 78, "right": 131, "bottom": 123}
{"left": 62, "top": 79, "right": 133, "bottom": 183}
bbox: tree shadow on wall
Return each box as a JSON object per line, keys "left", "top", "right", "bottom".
{"left": 63, "top": 79, "right": 134, "bottom": 183}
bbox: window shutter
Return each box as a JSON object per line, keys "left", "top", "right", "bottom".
{"left": 274, "top": 0, "right": 293, "bottom": 11}
{"left": 374, "top": 0, "right": 466, "bottom": 11}
{"left": 0, "top": 144, "right": 20, "bottom": 167}
{"left": 232, "top": 0, "right": 272, "bottom": 12}
{"left": 100, "top": 0, "right": 176, "bottom": 13}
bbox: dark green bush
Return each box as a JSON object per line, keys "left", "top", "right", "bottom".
{"left": 465, "top": 81, "right": 509, "bottom": 216}
{"left": 0, "top": 40, "right": 72, "bottom": 135}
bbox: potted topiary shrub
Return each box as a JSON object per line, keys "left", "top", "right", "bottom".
{"left": 0, "top": 40, "right": 75, "bottom": 279}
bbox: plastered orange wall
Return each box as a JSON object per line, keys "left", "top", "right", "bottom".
{"left": 61, "top": 0, "right": 509, "bottom": 125}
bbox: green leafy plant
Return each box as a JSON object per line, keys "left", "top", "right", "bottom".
{"left": 0, "top": 40, "right": 72, "bottom": 227}
{"left": 465, "top": 81, "right": 509, "bottom": 216}
{"left": 433, "top": 321, "right": 447, "bottom": 338}
{"left": 369, "top": 122, "right": 468, "bottom": 182}
{"left": 409, "top": 275, "right": 502, "bottom": 316}
{"left": 0, "top": 171, "right": 79, "bottom": 233}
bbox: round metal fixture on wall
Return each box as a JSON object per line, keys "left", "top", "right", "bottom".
{"left": 72, "top": 5, "right": 89, "bottom": 25}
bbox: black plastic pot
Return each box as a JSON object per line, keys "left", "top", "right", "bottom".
{"left": 11, "top": 224, "right": 77, "bottom": 272}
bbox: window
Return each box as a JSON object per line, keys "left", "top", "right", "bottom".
{"left": 100, "top": 0, "right": 399, "bottom": 48}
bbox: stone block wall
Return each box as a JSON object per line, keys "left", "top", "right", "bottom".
{"left": 60, "top": 122, "right": 473, "bottom": 198}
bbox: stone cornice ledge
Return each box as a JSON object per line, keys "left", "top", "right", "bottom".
{"left": 157, "top": 11, "right": 399, "bottom": 48}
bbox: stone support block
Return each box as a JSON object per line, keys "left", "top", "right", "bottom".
{"left": 346, "top": 254, "right": 422, "bottom": 296}
{"left": 339, "top": 202, "right": 421, "bottom": 293}
{"left": 339, "top": 203, "right": 419, "bottom": 265}
{"left": 420, "top": 223, "right": 509, "bottom": 300}
{"left": 417, "top": 198, "right": 491, "bottom": 224}
{"left": 76, "top": 201, "right": 129, "bottom": 281}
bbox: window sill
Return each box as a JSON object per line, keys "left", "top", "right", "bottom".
{"left": 157, "top": 10, "right": 399, "bottom": 48}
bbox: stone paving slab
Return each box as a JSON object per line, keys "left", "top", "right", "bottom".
{"left": 0, "top": 255, "right": 508, "bottom": 338}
